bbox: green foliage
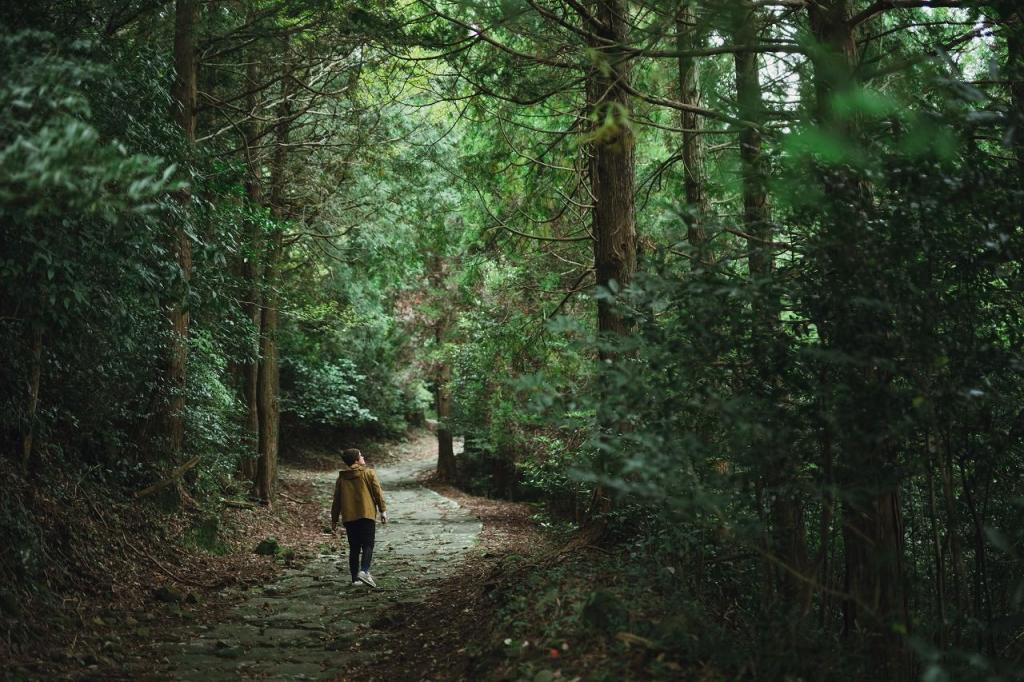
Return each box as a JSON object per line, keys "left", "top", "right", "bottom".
{"left": 184, "top": 329, "right": 248, "bottom": 496}
{"left": 281, "top": 357, "right": 376, "bottom": 429}
{"left": 0, "top": 32, "right": 179, "bottom": 224}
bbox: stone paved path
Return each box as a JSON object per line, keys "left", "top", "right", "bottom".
{"left": 162, "top": 441, "right": 480, "bottom": 680}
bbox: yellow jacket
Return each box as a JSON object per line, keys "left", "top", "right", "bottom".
{"left": 331, "top": 463, "right": 387, "bottom": 524}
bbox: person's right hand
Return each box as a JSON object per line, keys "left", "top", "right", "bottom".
{"left": 381, "top": 512, "right": 388, "bottom": 524}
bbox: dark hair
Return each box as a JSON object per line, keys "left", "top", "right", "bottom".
{"left": 342, "top": 448, "right": 361, "bottom": 466}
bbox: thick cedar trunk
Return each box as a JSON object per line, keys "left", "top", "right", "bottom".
{"left": 808, "top": 2, "right": 908, "bottom": 677}
{"left": 589, "top": 0, "right": 637, "bottom": 347}
{"left": 255, "top": 238, "right": 280, "bottom": 503}
{"left": 20, "top": 323, "right": 43, "bottom": 472}
{"left": 841, "top": 481, "right": 908, "bottom": 633}
{"left": 584, "top": 0, "right": 637, "bottom": 525}
{"left": 240, "top": 240, "right": 262, "bottom": 483}
{"left": 166, "top": 0, "right": 196, "bottom": 459}
{"left": 172, "top": 0, "right": 197, "bottom": 144}
{"left": 239, "top": 54, "right": 263, "bottom": 483}
{"left": 676, "top": 1, "right": 710, "bottom": 265}
{"left": 428, "top": 254, "right": 457, "bottom": 482}
{"left": 435, "top": 330, "right": 456, "bottom": 482}
{"left": 733, "top": 0, "right": 810, "bottom": 611}
{"left": 255, "top": 45, "right": 291, "bottom": 504}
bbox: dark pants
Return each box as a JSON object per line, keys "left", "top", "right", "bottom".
{"left": 343, "top": 518, "right": 376, "bottom": 582}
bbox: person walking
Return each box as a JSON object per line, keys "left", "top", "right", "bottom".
{"left": 330, "top": 448, "right": 388, "bottom": 588}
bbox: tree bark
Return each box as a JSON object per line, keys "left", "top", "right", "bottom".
{"left": 588, "top": 0, "right": 637, "bottom": 347}
{"left": 582, "top": 0, "right": 637, "bottom": 525}
{"left": 166, "top": 0, "right": 196, "bottom": 460}
{"left": 239, "top": 52, "right": 263, "bottom": 483}
{"left": 926, "top": 441, "right": 947, "bottom": 647}
{"left": 676, "top": 1, "right": 711, "bottom": 265}
{"left": 255, "top": 238, "right": 279, "bottom": 503}
{"left": 435, "top": 332, "right": 457, "bottom": 482}
{"left": 172, "top": 0, "right": 198, "bottom": 144}
{"left": 20, "top": 322, "right": 43, "bottom": 473}
{"left": 733, "top": 0, "right": 810, "bottom": 612}
{"left": 255, "top": 42, "right": 292, "bottom": 504}
{"left": 807, "top": 2, "right": 909, "bottom": 678}
{"left": 428, "top": 252, "right": 458, "bottom": 482}
{"left": 995, "top": 2, "right": 1024, "bottom": 176}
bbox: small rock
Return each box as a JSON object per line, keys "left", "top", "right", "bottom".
{"left": 254, "top": 537, "right": 280, "bottom": 556}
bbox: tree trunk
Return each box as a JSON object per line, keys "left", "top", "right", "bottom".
{"left": 996, "top": 2, "right": 1024, "bottom": 176}
{"left": 20, "top": 322, "right": 43, "bottom": 473}
{"left": 926, "top": 441, "right": 947, "bottom": 647}
{"left": 239, "top": 53, "right": 263, "bottom": 483}
{"left": 583, "top": 0, "right": 637, "bottom": 526}
{"left": 255, "top": 238, "right": 280, "bottom": 503}
{"left": 166, "top": 0, "right": 196, "bottom": 460}
{"left": 435, "top": 339, "right": 456, "bottom": 482}
{"left": 676, "top": 1, "right": 711, "bottom": 265}
{"left": 588, "top": 0, "right": 637, "bottom": 347}
{"left": 255, "top": 43, "right": 292, "bottom": 504}
{"left": 733, "top": 0, "right": 810, "bottom": 612}
{"left": 427, "top": 251, "right": 457, "bottom": 482}
{"left": 817, "top": 406, "right": 836, "bottom": 627}
{"left": 172, "top": 0, "right": 198, "bottom": 144}
{"left": 959, "top": 457, "right": 996, "bottom": 656}
{"left": 807, "top": 2, "right": 908, "bottom": 678}
{"left": 940, "top": 435, "right": 967, "bottom": 636}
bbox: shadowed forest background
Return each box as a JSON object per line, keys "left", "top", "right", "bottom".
{"left": 1, "top": 0, "right": 1023, "bottom": 680}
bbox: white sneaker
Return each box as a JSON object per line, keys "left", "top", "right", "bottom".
{"left": 351, "top": 579, "right": 361, "bottom": 586}
{"left": 357, "top": 571, "right": 377, "bottom": 588}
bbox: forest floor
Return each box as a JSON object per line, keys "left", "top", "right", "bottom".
{"left": 2, "top": 430, "right": 547, "bottom": 681}
{"left": 145, "top": 431, "right": 485, "bottom": 680}
{"left": 4, "top": 431, "right": 687, "bottom": 681}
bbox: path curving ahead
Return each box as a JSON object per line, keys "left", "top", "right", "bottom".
{"left": 163, "top": 438, "right": 480, "bottom": 680}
